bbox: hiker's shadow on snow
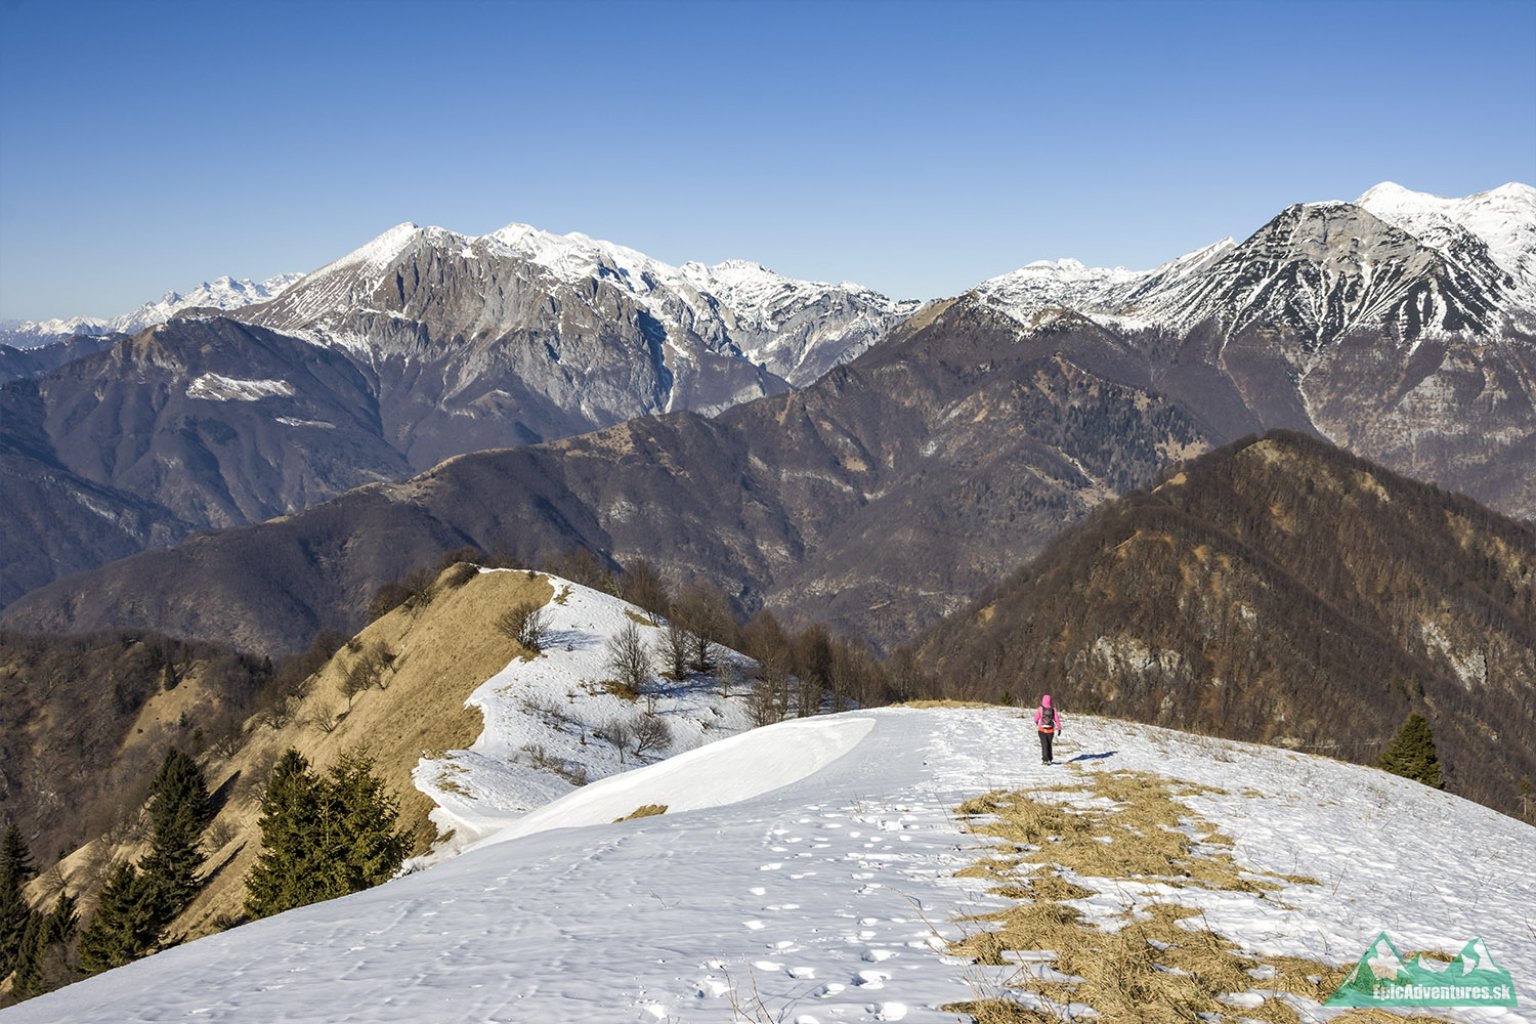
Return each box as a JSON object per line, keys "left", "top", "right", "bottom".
{"left": 1066, "top": 750, "right": 1117, "bottom": 763}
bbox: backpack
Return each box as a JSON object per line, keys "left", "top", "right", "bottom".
{"left": 1040, "top": 705, "right": 1055, "bottom": 730}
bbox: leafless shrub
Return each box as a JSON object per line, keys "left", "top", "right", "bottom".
{"left": 631, "top": 712, "right": 673, "bottom": 759}
{"left": 496, "top": 601, "right": 551, "bottom": 652}
{"left": 442, "top": 562, "right": 479, "bottom": 588}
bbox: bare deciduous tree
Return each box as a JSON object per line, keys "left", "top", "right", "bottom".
{"left": 604, "top": 717, "right": 632, "bottom": 764}
{"left": 631, "top": 712, "right": 673, "bottom": 759}
{"left": 659, "top": 621, "right": 691, "bottom": 680}
{"left": 606, "top": 622, "right": 652, "bottom": 697}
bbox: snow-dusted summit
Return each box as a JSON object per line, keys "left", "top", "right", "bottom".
{"left": 240, "top": 220, "right": 919, "bottom": 391}
{"left": 1356, "top": 181, "right": 1536, "bottom": 311}
{"left": 972, "top": 181, "right": 1535, "bottom": 345}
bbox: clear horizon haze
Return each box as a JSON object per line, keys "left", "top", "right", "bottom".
{"left": 1, "top": 0, "right": 1533, "bottom": 321}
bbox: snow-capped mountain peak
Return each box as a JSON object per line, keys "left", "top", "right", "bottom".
{"left": 237, "top": 218, "right": 919, "bottom": 391}
{"left": 1356, "top": 180, "right": 1536, "bottom": 309}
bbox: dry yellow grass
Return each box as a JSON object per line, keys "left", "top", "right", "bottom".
{"left": 898, "top": 699, "right": 996, "bottom": 709}
{"left": 945, "top": 769, "right": 1451, "bottom": 1024}
{"left": 613, "top": 804, "right": 668, "bottom": 822}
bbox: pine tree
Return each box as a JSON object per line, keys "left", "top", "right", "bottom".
{"left": 245, "top": 749, "right": 410, "bottom": 919}
{"left": 1378, "top": 711, "right": 1443, "bottom": 788}
{"left": 9, "top": 891, "right": 78, "bottom": 1000}
{"left": 244, "top": 749, "right": 323, "bottom": 919}
{"left": 319, "top": 753, "right": 412, "bottom": 898}
{"left": 41, "top": 891, "right": 78, "bottom": 986}
{"left": 78, "top": 863, "right": 159, "bottom": 974}
{"left": 139, "top": 747, "right": 214, "bottom": 928}
{"left": 0, "top": 823, "right": 37, "bottom": 981}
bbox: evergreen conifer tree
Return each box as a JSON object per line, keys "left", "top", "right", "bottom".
{"left": 139, "top": 747, "right": 214, "bottom": 926}
{"left": 78, "top": 863, "right": 159, "bottom": 974}
{"left": 320, "top": 753, "right": 412, "bottom": 898}
{"left": 244, "top": 749, "right": 411, "bottom": 919}
{"left": 7, "top": 914, "right": 44, "bottom": 999}
{"left": 0, "top": 890, "right": 77, "bottom": 1003}
{"left": 0, "top": 824, "right": 37, "bottom": 980}
{"left": 245, "top": 749, "right": 323, "bottom": 919}
{"left": 1378, "top": 711, "right": 1443, "bottom": 788}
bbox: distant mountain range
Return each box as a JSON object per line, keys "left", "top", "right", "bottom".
{"left": 1, "top": 183, "right": 1532, "bottom": 633}
{"left": 0, "top": 274, "right": 304, "bottom": 348}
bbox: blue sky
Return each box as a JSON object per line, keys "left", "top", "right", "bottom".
{"left": 1, "top": 0, "right": 1533, "bottom": 320}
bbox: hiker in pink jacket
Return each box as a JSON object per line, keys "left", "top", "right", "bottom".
{"left": 1034, "top": 694, "right": 1062, "bottom": 765}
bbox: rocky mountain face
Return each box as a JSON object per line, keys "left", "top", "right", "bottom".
{"left": 916, "top": 430, "right": 1536, "bottom": 820}
{"left": 0, "top": 296, "right": 1206, "bottom": 654}
{"left": 0, "top": 228, "right": 917, "bottom": 603}
{"left": 235, "top": 222, "right": 917, "bottom": 465}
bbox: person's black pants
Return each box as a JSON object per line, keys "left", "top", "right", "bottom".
{"left": 1038, "top": 730, "right": 1054, "bottom": 763}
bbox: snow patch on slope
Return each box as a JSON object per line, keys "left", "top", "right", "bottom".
{"left": 1357, "top": 180, "right": 1536, "bottom": 311}
{"left": 185, "top": 373, "right": 295, "bottom": 401}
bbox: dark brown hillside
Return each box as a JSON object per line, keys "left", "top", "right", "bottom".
{"left": 0, "top": 631, "right": 271, "bottom": 864}
{"left": 3, "top": 297, "right": 1207, "bottom": 654}
{"left": 919, "top": 431, "right": 1536, "bottom": 819}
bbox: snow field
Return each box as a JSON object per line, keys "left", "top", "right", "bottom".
{"left": 8, "top": 707, "right": 1533, "bottom": 1022}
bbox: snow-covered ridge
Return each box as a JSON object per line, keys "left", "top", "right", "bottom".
{"left": 413, "top": 573, "right": 765, "bottom": 857}
{"left": 13, "top": 707, "right": 1532, "bottom": 1023}
{"left": 8, "top": 273, "right": 302, "bottom": 348}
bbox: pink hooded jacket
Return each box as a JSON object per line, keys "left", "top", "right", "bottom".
{"left": 1033, "top": 694, "right": 1061, "bottom": 733}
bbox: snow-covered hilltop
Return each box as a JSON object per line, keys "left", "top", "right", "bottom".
{"left": 3, "top": 273, "right": 301, "bottom": 348}
{"left": 14, "top": 703, "right": 1533, "bottom": 1023}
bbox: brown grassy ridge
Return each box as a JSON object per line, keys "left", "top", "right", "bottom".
{"left": 43, "top": 565, "right": 552, "bottom": 939}
{"left": 944, "top": 768, "right": 1453, "bottom": 1024}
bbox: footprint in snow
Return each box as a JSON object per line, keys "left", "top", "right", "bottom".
{"left": 870, "top": 1000, "right": 908, "bottom": 1020}
{"left": 694, "top": 978, "right": 730, "bottom": 999}
{"left": 854, "top": 969, "right": 890, "bottom": 989}
{"left": 787, "top": 966, "right": 816, "bottom": 979}
{"left": 743, "top": 920, "right": 765, "bottom": 930}
{"left": 813, "top": 983, "right": 847, "bottom": 998}
{"left": 759, "top": 863, "right": 783, "bottom": 871}
{"left": 862, "top": 949, "right": 897, "bottom": 962}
